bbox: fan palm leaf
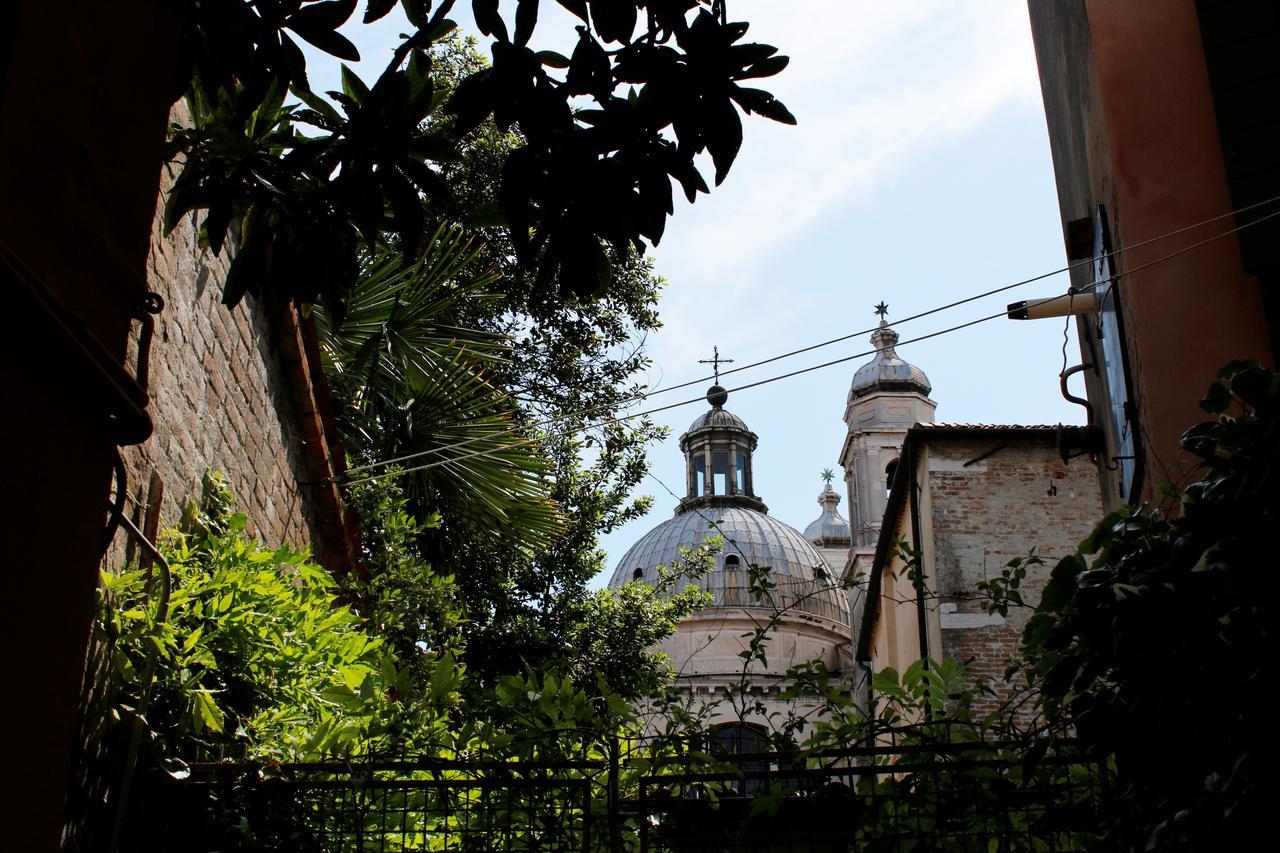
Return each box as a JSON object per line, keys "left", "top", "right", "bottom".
{"left": 315, "top": 225, "right": 565, "bottom": 551}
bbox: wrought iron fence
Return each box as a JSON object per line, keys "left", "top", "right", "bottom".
{"left": 632, "top": 739, "right": 1109, "bottom": 852}
{"left": 140, "top": 758, "right": 605, "bottom": 852}
{"left": 139, "top": 738, "right": 1108, "bottom": 851}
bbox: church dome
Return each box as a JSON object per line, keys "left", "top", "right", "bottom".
{"left": 805, "top": 481, "right": 851, "bottom": 545}
{"left": 851, "top": 322, "right": 931, "bottom": 398}
{"left": 609, "top": 506, "right": 847, "bottom": 624}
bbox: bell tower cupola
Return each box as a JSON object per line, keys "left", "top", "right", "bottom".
{"left": 839, "top": 305, "right": 936, "bottom": 547}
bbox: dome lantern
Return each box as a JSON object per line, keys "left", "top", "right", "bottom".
{"left": 678, "top": 383, "right": 767, "bottom": 514}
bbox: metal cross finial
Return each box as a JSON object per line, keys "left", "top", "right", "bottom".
{"left": 821, "top": 468, "right": 835, "bottom": 484}
{"left": 698, "top": 345, "right": 735, "bottom": 383}
{"left": 874, "top": 301, "right": 890, "bottom": 319}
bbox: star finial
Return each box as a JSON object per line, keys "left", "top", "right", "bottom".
{"left": 874, "top": 302, "right": 889, "bottom": 319}
{"left": 821, "top": 468, "right": 835, "bottom": 484}
{"left": 698, "top": 345, "right": 735, "bottom": 384}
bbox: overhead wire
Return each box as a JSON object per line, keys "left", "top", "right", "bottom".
{"left": 341, "top": 198, "right": 1280, "bottom": 487}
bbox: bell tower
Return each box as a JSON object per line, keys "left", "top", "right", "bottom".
{"left": 839, "top": 306, "right": 936, "bottom": 549}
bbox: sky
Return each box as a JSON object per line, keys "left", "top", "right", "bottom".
{"left": 306, "top": 2, "right": 1084, "bottom": 588}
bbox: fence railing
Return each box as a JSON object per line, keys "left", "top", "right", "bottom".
{"left": 633, "top": 740, "right": 1109, "bottom": 852}
{"left": 140, "top": 758, "right": 606, "bottom": 852}
{"left": 138, "top": 738, "right": 1108, "bottom": 851}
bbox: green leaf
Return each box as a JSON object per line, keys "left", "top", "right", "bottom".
{"left": 340, "top": 64, "right": 370, "bottom": 105}
{"left": 160, "top": 756, "right": 191, "bottom": 780}
{"left": 192, "top": 690, "right": 225, "bottom": 734}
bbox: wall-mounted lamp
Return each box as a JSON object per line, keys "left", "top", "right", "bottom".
{"left": 1007, "top": 290, "right": 1099, "bottom": 320}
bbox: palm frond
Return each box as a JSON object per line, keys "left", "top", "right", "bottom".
{"left": 315, "top": 225, "right": 566, "bottom": 551}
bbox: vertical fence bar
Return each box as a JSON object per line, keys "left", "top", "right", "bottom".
{"left": 608, "top": 736, "right": 621, "bottom": 853}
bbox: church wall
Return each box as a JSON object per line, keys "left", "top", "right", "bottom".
{"left": 655, "top": 609, "right": 854, "bottom": 741}
{"left": 920, "top": 433, "right": 1101, "bottom": 720}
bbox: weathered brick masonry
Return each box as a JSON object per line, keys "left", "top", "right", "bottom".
{"left": 859, "top": 426, "right": 1103, "bottom": 723}
{"left": 117, "top": 163, "right": 308, "bottom": 548}
{"left": 926, "top": 432, "right": 1101, "bottom": 719}
{"left": 112, "top": 143, "right": 357, "bottom": 573}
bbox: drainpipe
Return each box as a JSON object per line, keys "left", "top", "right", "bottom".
{"left": 907, "top": 442, "right": 930, "bottom": 668}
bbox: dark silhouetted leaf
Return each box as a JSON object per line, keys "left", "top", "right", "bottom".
{"left": 286, "top": 1, "right": 361, "bottom": 60}
{"left": 382, "top": 168, "right": 425, "bottom": 254}
{"left": 222, "top": 231, "right": 271, "bottom": 308}
{"left": 472, "top": 0, "right": 509, "bottom": 41}
{"left": 514, "top": 0, "right": 539, "bottom": 46}
{"left": 536, "top": 50, "right": 570, "bottom": 68}
{"left": 447, "top": 69, "right": 497, "bottom": 135}
{"left": 566, "top": 32, "right": 610, "bottom": 98}
{"left": 705, "top": 99, "right": 742, "bottom": 185}
{"left": 287, "top": 25, "right": 362, "bottom": 61}
{"left": 738, "top": 55, "right": 789, "bottom": 80}
{"left": 364, "top": 0, "right": 399, "bottom": 23}
{"left": 555, "top": 0, "right": 588, "bottom": 24}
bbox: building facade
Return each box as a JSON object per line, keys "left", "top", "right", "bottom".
{"left": 1026, "top": 0, "right": 1279, "bottom": 508}
{"left": 856, "top": 425, "right": 1102, "bottom": 721}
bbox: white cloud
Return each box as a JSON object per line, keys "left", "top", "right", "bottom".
{"left": 651, "top": 2, "right": 1040, "bottom": 283}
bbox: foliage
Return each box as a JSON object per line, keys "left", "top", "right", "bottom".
{"left": 344, "top": 475, "right": 464, "bottom": 684}
{"left": 95, "top": 474, "right": 458, "bottom": 769}
{"left": 1019, "top": 360, "right": 1278, "bottom": 850}
{"left": 302, "top": 33, "right": 675, "bottom": 705}
{"left": 168, "top": 0, "right": 794, "bottom": 311}
{"left": 315, "top": 228, "right": 566, "bottom": 551}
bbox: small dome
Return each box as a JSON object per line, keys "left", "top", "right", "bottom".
{"left": 687, "top": 407, "right": 750, "bottom": 433}
{"left": 851, "top": 323, "right": 931, "bottom": 398}
{"left": 805, "top": 482, "right": 850, "bottom": 545}
{"left": 610, "top": 506, "right": 847, "bottom": 624}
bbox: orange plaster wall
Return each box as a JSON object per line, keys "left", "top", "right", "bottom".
{"left": 1086, "top": 0, "right": 1273, "bottom": 494}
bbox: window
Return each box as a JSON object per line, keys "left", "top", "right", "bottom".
{"left": 885, "top": 458, "right": 898, "bottom": 496}
{"left": 724, "top": 554, "right": 740, "bottom": 568}
{"left": 710, "top": 723, "right": 770, "bottom": 795}
{"left": 632, "top": 567, "right": 644, "bottom": 581}
{"left": 712, "top": 451, "right": 730, "bottom": 494}
{"left": 736, "top": 452, "right": 747, "bottom": 492}
{"left": 694, "top": 455, "right": 706, "bottom": 495}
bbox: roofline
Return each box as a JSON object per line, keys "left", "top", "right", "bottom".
{"left": 908, "top": 424, "right": 1062, "bottom": 440}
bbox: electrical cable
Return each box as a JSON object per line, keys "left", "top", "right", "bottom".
{"left": 342, "top": 200, "right": 1280, "bottom": 486}
{"left": 343, "top": 196, "right": 1280, "bottom": 480}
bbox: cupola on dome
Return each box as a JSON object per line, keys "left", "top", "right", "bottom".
{"left": 609, "top": 382, "right": 847, "bottom": 625}
{"left": 850, "top": 322, "right": 931, "bottom": 398}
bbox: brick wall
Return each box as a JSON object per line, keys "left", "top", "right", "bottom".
{"left": 922, "top": 434, "right": 1102, "bottom": 721}
{"left": 112, "top": 158, "right": 316, "bottom": 559}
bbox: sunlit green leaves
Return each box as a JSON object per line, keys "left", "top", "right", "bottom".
{"left": 93, "top": 480, "right": 459, "bottom": 767}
